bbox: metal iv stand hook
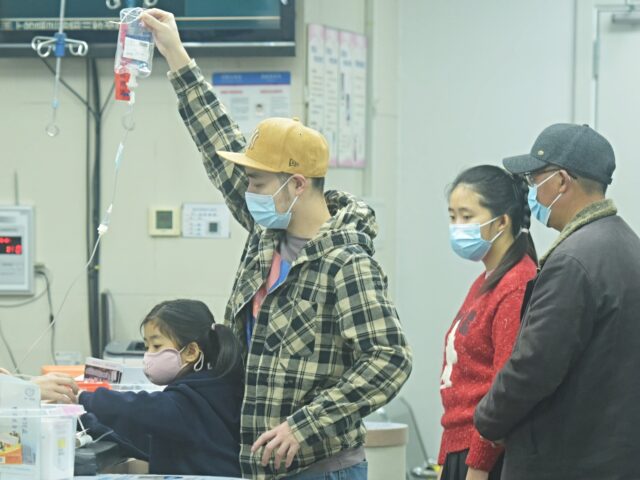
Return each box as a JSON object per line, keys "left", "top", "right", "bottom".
{"left": 30, "top": 0, "right": 89, "bottom": 137}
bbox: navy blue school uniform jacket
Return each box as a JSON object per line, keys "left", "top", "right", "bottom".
{"left": 79, "top": 370, "right": 242, "bottom": 476}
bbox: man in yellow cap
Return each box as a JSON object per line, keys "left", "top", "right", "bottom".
{"left": 141, "top": 9, "right": 412, "bottom": 480}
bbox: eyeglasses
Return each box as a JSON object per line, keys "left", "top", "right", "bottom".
{"left": 524, "top": 169, "right": 560, "bottom": 188}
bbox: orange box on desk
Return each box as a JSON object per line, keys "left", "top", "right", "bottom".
{"left": 0, "top": 444, "right": 22, "bottom": 464}
{"left": 76, "top": 381, "right": 111, "bottom": 392}
{"left": 40, "top": 365, "right": 84, "bottom": 378}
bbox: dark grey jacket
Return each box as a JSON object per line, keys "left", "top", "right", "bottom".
{"left": 475, "top": 209, "right": 640, "bottom": 480}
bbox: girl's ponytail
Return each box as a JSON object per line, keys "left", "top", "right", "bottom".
{"left": 206, "top": 324, "right": 243, "bottom": 379}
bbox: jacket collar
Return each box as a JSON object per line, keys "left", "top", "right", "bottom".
{"left": 291, "top": 191, "right": 376, "bottom": 266}
{"left": 540, "top": 198, "right": 617, "bottom": 267}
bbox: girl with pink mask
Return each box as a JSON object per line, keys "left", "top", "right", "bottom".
{"left": 78, "top": 299, "right": 243, "bottom": 476}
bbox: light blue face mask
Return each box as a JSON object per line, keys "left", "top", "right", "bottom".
{"left": 245, "top": 177, "right": 299, "bottom": 230}
{"left": 449, "top": 217, "right": 503, "bottom": 262}
{"left": 528, "top": 171, "right": 562, "bottom": 227}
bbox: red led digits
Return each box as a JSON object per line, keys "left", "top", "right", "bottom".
{"left": 0, "top": 237, "right": 22, "bottom": 255}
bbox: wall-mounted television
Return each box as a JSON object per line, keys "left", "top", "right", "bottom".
{"left": 0, "top": 0, "right": 295, "bottom": 57}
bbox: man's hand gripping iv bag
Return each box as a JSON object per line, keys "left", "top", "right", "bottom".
{"left": 114, "top": 7, "right": 155, "bottom": 79}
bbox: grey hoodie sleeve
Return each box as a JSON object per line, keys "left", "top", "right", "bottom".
{"left": 474, "top": 253, "right": 596, "bottom": 441}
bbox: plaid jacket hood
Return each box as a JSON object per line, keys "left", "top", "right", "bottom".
{"left": 170, "top": 61, "right": 412, "bottom": 479}
{"left": 293, "top": 189, "right": 378, "bottom": 261}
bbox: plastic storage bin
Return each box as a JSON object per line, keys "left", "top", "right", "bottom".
{"left": 0, "top": 405, "right": 84, "bottom": 480}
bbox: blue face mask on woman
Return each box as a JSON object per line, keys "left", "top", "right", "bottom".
{"left": 528, "top": 171, "right": 562, "bottom": 227}
{"left": 449, "top": 217, "right": 503, "bottom": 262}
{"left": 245, "top": 176, "right": 299, "bottom": 229}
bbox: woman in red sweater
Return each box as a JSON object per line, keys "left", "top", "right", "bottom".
{"left": 438, "top": 165, "right": 538, "bottom": 480}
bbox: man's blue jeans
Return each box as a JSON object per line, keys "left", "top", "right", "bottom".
{"left": 285, "top": 461, "right": 368, "bottom": 480}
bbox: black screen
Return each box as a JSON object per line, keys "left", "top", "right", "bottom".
{"left": 0, "top": 0, "right": 295, "bottom": 57}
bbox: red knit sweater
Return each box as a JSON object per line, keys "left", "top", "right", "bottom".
{"left": 438, "top": 256, "right": 537, "bottom": 471}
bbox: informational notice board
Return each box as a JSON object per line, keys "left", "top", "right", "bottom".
{"left": 307, "top": 24, "right": 367, "bottom": 169}
{"left": 213, "top": 71, "right": 291, "bottom": 138}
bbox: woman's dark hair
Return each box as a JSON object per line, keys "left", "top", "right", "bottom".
{"left": 449, "top": 165, "right": 538, "bottom": 293}
{"left": 141, "top": 299, "right": 243, "bottom": 379}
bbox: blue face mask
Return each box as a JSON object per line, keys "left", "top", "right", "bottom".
{"left": 528, "top": 171, "right": 562, "bottom": 227}
{"left": 449, "top": 217, "right": 503, "bottom": 262}
{"left": 245, "top": 177, "right": 299, "bottom": 230}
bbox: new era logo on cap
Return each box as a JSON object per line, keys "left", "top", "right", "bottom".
{"left": 248, "top": 130, "right": 260, "bottom": 150}
{"left": 217, "top": 117, "right": 329, "bottom": 178}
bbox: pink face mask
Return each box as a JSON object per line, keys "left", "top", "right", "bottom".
{"left": 143, "top": 345, "right": 206, "bottom": 385}
{"left": 143, "top": 347, "right": 188, "bottom": 385}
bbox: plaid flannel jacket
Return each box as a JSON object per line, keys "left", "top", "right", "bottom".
{"left": 169, "top": 61, "right": 412, "bottom": 479}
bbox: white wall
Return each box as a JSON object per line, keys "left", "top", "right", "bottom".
{"left": 0, "top": 59, "right": 90, "bottom": 373}
{"left": 397, "top": 0, "right": 575, "bottom": 459}
{"left": 0, "top": 0, "right": 400, "bottom": 375}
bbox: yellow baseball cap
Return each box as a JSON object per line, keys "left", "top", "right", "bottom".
{"left": 217, "top": 117, "right": 329, "bottom": 177}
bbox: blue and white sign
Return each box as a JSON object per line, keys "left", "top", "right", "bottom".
{"left": 212, "top": 71, "right": 292, "bottom": 136}
{"left": 213, "top": 72, "right": 291, "bottom": 86}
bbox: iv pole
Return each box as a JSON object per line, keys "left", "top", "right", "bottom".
{"left": 31, "top": 0, "right": 89, "bottom": 136}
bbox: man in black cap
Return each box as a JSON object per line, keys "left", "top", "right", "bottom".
{"left": 474, "top": 123, "right": 640, "bottom": 480}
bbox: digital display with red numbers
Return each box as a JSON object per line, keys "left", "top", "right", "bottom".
{"left": 0, "top": 236, "right": 22, "bottom": 255}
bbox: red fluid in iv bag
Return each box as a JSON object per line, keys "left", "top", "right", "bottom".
{"left": 115, "top": 71, "right": 131, "bottom": 101}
